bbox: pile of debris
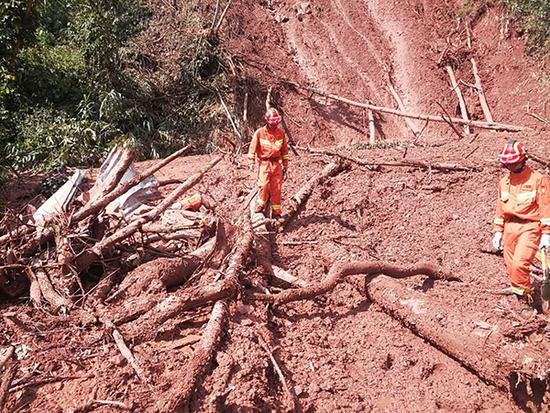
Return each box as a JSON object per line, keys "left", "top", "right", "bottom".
{"left": 0, "top": 145, "right": 220, "bottom": 311}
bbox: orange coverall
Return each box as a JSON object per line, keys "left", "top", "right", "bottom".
{"left": 248, "top": 125, "right": 289, "bottom": 215}
{"left": 494, "top": 165, "right": 550, "bottom": 295}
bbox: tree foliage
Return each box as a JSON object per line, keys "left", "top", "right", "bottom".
{"left": 501, "top": 0, "right": 550, "bottom": 53}
{"left": 0, "top": 0, "right": 223, "bottom": 175}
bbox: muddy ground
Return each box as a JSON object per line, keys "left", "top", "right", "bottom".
{"left": 2, "top": 0, "right": 550, "bottom": 412}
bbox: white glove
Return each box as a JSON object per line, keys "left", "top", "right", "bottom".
{"left": 540, "top": 233, "right": 550, "bottom": 250}
{"left": 492, "top": 231, "right": 503, "bottom": 251}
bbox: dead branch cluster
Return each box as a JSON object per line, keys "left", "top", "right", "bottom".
{"left": 0, "top": 145, "right": 220, "bottom": 310}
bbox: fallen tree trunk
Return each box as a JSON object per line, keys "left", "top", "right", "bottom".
{"left": 252, "top": 261, "right": 453, "bottom": 305}
{"left": 157, "top": 300, "right": 229, "bottom": 413}
{"left": 297, "top": 146, "right": 482, "bottom": 172}
{"left": 288, "top": 81, "right": 524, "bottom": 132}
{"left": 282, "top": 161, "right": 346, "bottom": 229}
{"left": 75, "top": 155, "right": 222, "bottom": 272}
{"left": 122, "top": 215, "right": 253, "bottom": 342}
{"left": 366, "top": 276, "right": 550, "bottom": 409}
{"left": 109, "top": 236, "right": 219, "bottom": 303}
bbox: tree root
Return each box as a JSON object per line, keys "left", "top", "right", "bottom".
{"left": 252, "top": 261, "right": 454, "bottom": 305}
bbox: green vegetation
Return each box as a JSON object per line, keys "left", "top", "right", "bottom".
{"left": 0, "top": 0, "right": 223, "bottom": 176}
{"left": 463, "top": 0, "right": 550, "bottom": 54}
{"left": 501, "top": 0, "right": 550, "bottom": 53}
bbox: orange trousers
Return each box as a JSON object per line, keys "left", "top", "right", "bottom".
{"left": 257, "top": 159, "right": 283, "bottom": 215}
{"left": 503, "top": 221, "right": 541, "bottom": 295}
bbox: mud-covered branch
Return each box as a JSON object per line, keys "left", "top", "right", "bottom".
{"left": 299, "top": 146, "right": 482, "bottom": 172}
{"left": 252, "top": 261, "right": 451, "bottom": 305}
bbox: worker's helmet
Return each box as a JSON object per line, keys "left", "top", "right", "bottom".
{"left": 498, "top": 140, "right": 527, "bottom": 164}
{"left": 264, "top": 108, "right": 282, "bottom": 127}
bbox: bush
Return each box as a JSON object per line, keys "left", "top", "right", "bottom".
{"left": 501, "top": 0, "right": 550, "bottom": 53}
{"left": 0, "top": 0, "right": 227, "bottom": 177}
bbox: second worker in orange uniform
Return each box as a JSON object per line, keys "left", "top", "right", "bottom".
{"left": 492, "top": 140, "right": 550, "bottom": 311}
{"left": 248, "top": 108, "right": 290, "bottom": 217}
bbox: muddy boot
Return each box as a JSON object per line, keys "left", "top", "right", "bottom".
{"left": 254, "top": 203, "right": 265, "bottom": 214}
{"left": 511, "top": 294, "right": 537, "bottom": 320}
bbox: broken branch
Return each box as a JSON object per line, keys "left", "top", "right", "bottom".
{"left": 252, "top": 261, "right": 453, "bottom": 305}
{"left": 287, "top": 81, "right": 524, "bottom": 132}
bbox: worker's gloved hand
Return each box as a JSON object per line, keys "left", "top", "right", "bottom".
{"left": 492, "top": 231, "right": 503, "bottom": 251}
{"left": 540, "top": 233, "right": 550, "bottom": 250}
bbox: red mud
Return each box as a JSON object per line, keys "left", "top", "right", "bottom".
{"left": 2, "top": 0, "right": 550, "bottom": 412}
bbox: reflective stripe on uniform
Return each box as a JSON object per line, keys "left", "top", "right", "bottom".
{"left": 494, "top": 217, "right": 504, "bottom": 225}
{"left": 271, "top": 204, "right": 281, "bottom": 210}
{"left": 511, "top": 286, "right": 528, "bottom": 295}
{"left": 516, "top": 191, "right": 536, "bottom": 201}
{"left": 260, "top": 139, "right": 272, "bottom": 147}
{"left": 282, "top": 154, "right": 289, "bottom": 160}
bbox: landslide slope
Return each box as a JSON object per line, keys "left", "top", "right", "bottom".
{"left": 2, "top": 1, "right": 550, "bottom": 412}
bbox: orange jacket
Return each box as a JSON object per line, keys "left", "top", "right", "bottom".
{"left": 247, "top": 126, "right": 289, "bottom": 167}
{"left": 494, "top": 166, "right": 550, "bottom": 234}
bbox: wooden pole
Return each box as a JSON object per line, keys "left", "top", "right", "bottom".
{"left": 387, "top": 82, "right": 421, "bottom": 137}
{"left": 367, "top": 108, "right": 376, "bottom": 145}
{"left": 446, "top": 65, "right": 471, "bottom": 134}
{"left": 470, "top": 58, "right": 494, "bottom": 123}
{"left": 287, "top": 82, "right": 524, "bottom": 132}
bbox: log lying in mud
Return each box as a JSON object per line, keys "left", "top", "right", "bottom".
{"left": 289, "top": 82, "right": 524, "bottom": 132}
{"left": 157, "top": 300, "right": 229, "bottom": 413}
{"left": 252, "top": 261, "right": 453, "bottom": 305}
{"left": 366, "top": 276, "right": 550, "bottom": 409}
{"left": 155, "top": 219, "right": 254, "bottom": 411}
{"left": 282, "top": 161, "right": 346, "bottom": 229}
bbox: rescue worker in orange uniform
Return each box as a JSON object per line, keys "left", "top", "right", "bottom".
{"left": 492, "top": 140, "right": 550, "bottom": 307}
{"left": 248, "top": 108, "right": 289, "bottom": 217}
